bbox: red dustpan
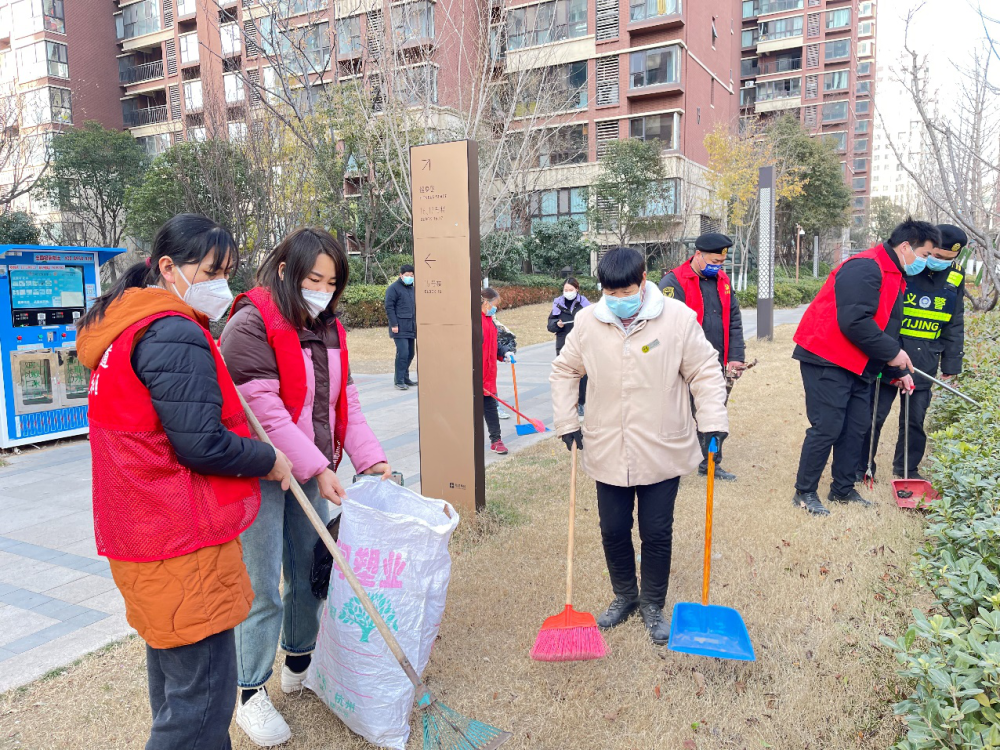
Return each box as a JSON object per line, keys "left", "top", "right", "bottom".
{"left": 892, "top": 391, "right": 938, "bottom": 510}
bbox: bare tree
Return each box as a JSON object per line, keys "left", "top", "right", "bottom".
{"left": 880, "top": 6, "right": 1000, "bottom": 310}
{"left": 0, "top": 85, "right": 51, "bottom": 210}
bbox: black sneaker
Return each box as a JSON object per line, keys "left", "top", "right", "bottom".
{"left": 404, "top": 378, "right": 418, "bottom": 386}
{"left": 698, "top": 463, "right": 737, "bottom": 481}
{"left": 828, "top": 488, "right": 873, "bottom": 507}
{"left": 793, "top": 491, "right": 830, "bottom": 516}
{"left": 394, "top": 383, "right": 409, "bottom": 390}
{"left": 596, "top": 595, "right": 639, "bottom": 630}
{"left": 639, "top": 603, "right": 670, "bottom": 646}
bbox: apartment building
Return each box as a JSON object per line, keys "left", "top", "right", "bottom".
{"left": 869, "top": 61, "right": 925, "bottom": 212}
{"left": 0, "top": 0, "right": 121, "bottom": 225}
{"left": 738, "top": 0, "right": 876, "bottom": 230}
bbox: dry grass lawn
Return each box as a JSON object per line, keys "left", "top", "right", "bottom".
{"left": 0, "top": 326, "right": 926, "bottom": 750}
{"left": 347, "top": 302, "right": 556, "bottom": 374}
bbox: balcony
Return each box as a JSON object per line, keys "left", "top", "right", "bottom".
{"left": 124, "top": 105, "right": 169, "bottom": 128}
{"left": 756, "top": 94, "right": 800, "bottom": 112}
{"left": 119, "top": 60, "right": 164, "bottom": 85}
{"left": 759, "top": 0, "right": 803, "bottom": 15}
{"left": 758, "top": 33, "right": 803, "bottom": 54}
{"left": 759, "top": 57, "right": 801, "bottom": 75}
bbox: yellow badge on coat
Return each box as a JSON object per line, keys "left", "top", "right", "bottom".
{"left": 663, "top": 287, "right": 675, "bottom": 298}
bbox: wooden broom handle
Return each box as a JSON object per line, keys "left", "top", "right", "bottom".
{"left": 566, "top": 443, "right": 578, "bottom": 606}
{"left": 702, "top": 447, "right": 715, "bottom": 606}
{"left": 237, "top": 391, "right": 425, "bottom": 693}
{"left": 511, "top": 360, "right": 522, "bottom": 426}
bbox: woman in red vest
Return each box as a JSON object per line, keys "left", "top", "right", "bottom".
{"left": 220, "top": 228, "right": 390, "bottom": 746}
{"left": 77, "top": 214, "right": 293, "bottom": 750}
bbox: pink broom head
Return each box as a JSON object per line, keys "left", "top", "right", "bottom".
{"left": 530, "top": 605, "right": 608, "bottom": 662}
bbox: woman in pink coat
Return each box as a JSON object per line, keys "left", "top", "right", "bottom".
{"left": 220, "top": 228, "right": 390, "bottom": 747}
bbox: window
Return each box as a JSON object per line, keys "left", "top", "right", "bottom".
{"left": 177, "top": 0, "right": 195, "bottom": 15}
{"left": 852, "top": 176, "right": 866, "bottom": 191}
{"left": 630, "top": 112, "right": 679, "bottom": 150}
{"left": 224, "top": 72, "right": 245, "bottom": 103}
{"left": 857, "top": 61, "right": 871, "bottom": 76}
{"left": 856, "top": 99, "right": 870, "bottom": 114}
{"left": 629, "top": 46, "right": 680, "bottom": 88}
{"left": 183, "top": 79, "right": 203, "bottom": 111}
{"left": 825, "top": 8, "right": 849, "bottom": 29}
{"left": 516, "top": 62, "right": 588, "bottom": 114}
{"left": 48, "top": 86, "right": 71, "bottom": 124}
{"left": 742, "top": 1, "right": 759, "bottom": 19}
{"left": 228, "top": 122, "right": 247, "bottom": 141}
{"left": 337, "top": 17, "right": 362, "bottom": 55}
{"left": 759, "top": 0, "right": 802, "bottom": 13}
{"left": 859, "top": 21, "right": 873, "bottom": 36}
{"left": 277, "top": 0, "right": 328, "bottom": 15}
{"left": 858, "top": 40, "right": 873, "bottom": 57}
{"left": 537, "top": 124, "right": 588, "bottom": 167}
{"left": 740, "top": 57, "right": 758, "bottom": 77}
{"left": 712, "top": 19, "right": 718, "bottom": 46}
{"left": 824, "top": 39, "right": 850, "bottom": 61}
{"left": 121, "top": 0, "right": 160, "bottom": 39}
{"left": 822, "top": 131, "right": 846, "bottom": 151}
{"left": 822, "top": 100, "right": 847, "bottom": 121}
{"left": 756, "top": 76, "right": 800, "bottom": 101}
{"left": 221, "top": 22, "right": 241, "bottom": 56}
{"left": 11, "top": 0, "right": 64, "bottom": 34}
{"left": 259, "top": 19, "right": 331, "bottom": 74}
{"left": 640, "top": 178, "right": 680, "bottom": 216}
{"left": 741, "top": 28, "right": 759, "bottom": 47}
{"left": 630, "top": 0, "right": 680, "bottom": 22}
{"left": 391, "top": 1, "right": 434, "bottom": 44}
{"left": 395, "top": 64, "right": 438, "bottom": 106}
{"left": 856, "top": 80, "right": 870, "bottom": 96}
{"left": 188, "top": 126, "right": 207, "bottom": 142}
{"left": 179, "top": 33, "right": 199, "bottom": 64}
{"left": 529, "top": 186, "right": 589, "bottom": 230}
{"left": 740, "top": 87, "right": 756, "bottom": 107}
{"left": 855, "top": 119, "right": 869, "bottom": 133}
{"left": 854, "top": 138, "right": 869, "bottom": 152}
{"left": 759, "top": 15, "right": 802, "bottom": 40}
{"left": 44, "top": 41, "right": 68, "bottom": 78}
{"left": 136, "top": 133, "right": 171, "bottom": 158}
{"left": 853, "top": 158, "right": 867, "bottom": 171}
{"left": 507, "top": 0, "right": 588, "bottom": 50}
{"left": 859, "top": 1, "right": 873, "bottom": 16}
{"left": 823, "top": 70, "right": 848, "bottom": 92}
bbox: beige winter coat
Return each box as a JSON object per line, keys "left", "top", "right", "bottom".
{"left": 550, "top": 281, "right": 729, "bottom": 487}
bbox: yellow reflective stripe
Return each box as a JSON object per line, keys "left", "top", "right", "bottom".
{"left": 947, "top": 271, "right": 964, "bottom": 286}
{"left": 900, "top": 328, "right": 939, "bottom": 340}
{"left": 903, "top": 307, "right": 951, "bottom": 321}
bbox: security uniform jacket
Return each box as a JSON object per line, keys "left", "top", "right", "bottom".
{"left": 659, "top": 262, "right": 745, "bottom": 367}
{"left": 897, "top": 263, "right": 965, "bottom": 388}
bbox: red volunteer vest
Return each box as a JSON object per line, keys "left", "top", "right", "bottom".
{"left": 231, "top": 287, "right": 350, "bottom": 470}
{"left": 88, "top": 312, "right": 261, "bottom": 562}
{"left": 672, "top": 259, "right": 733, "bottom": 365}
{"left": 793, "top": 244, "right": 905, "bottom": 376}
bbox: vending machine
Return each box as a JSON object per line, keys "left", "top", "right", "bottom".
{"left": 0, "top": 244, "right": 125, "bottom": 448}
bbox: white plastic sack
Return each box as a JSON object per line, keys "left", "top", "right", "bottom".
{"left": 304, "top": 478, "right": 460, "bottom": 749}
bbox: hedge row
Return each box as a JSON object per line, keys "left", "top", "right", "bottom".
{"left": 734, "top": 277, "right": 825, "bottom": 309}
{"left": 882, "top": 310, "right": 1000, "bottom": 749}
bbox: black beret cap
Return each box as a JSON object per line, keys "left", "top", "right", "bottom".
{"left": 695, "top": 232, "right": 734, "bottom": 252}
{"left": 936, "top": 224, "right": 967, "bottom": 253}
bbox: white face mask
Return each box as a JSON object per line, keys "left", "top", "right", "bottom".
{"left": 173, "top": 266, "right": 233, "bottom": 321}
{"left": 302, "top": 288, "right": 334, "bottom": 319}
{"left": 564, "top": 290, "right": 578, "bottom": 301}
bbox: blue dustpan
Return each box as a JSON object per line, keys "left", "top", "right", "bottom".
{"left": 516, "top": 423, "right": 540, "bottom": 436}
{"left": 668, "top": 439, "right": 755, "bottom": 662}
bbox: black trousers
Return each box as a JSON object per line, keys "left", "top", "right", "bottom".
{"left": 795, "top": 362, "right": 872, "bottom": 496}
{"left": 555, "top": 341, "right": 587, "bottom": 406}
{"left": 483, "top": 395, "right": 502, "bottom": 443}
{"left": 393, "top": 337, "right": 415, "bottom": 385}
{"left": 146, "top": 628, "right": 236, "bottom": 750}
{"left": 859, "top": 382, "right": 932, "bottom": 477}
{"left": 596, "top": 477, "right": 680, "bottom": 609}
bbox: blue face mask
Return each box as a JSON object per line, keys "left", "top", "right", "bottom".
{"left": 485, "top": 305, "right": 497, "bottom": 317}
{"left": 903, "top": 255, "right": 927, "bottom": 276}
{"left": 925, "top": 257, "right": 953, "bottom": 273}
{"left": 604, "top": 290, "right": 643, "bottom": 320}
{"left": 402, "top": 275, "right": 414, "bottom": 285}
{"left": 702, "top": 263, "right": 723, "bottom": 277}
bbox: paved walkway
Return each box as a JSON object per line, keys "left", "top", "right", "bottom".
{"left": 0, "top": 303, "right": 808, "bottom": 693}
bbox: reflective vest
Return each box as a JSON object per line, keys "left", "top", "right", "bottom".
{"left": 230, "top": 287, "right": 350, "bottom": 470}
{"left": 671, "top": 259, "right": 733, "bottom": 365}
{"left": 794, "top": 244, "right": 905, "bottom": 375}
{"left": 899, "top": 264, "right": 963, "bottom": 341}
{"left": 88, "top": 312, "right": 261, "bottom": 562}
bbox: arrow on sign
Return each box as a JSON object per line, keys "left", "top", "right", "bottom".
{"left": 424, "top": 253, "right": 436, "bottom": 269}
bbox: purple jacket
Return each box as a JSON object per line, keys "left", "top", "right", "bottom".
{"left": 220, "top": 304, "right": 386, "bottom": 483}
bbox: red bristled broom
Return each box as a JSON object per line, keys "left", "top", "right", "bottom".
{"left": 530, "top": 443, "right": 608, "bottom": 662}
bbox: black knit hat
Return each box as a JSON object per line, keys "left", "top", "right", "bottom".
{"left": 695, "top": 232, "right": 733, "bottom": 252}
{"left": 936, "top": 224, "right": 967, "bottom": 254}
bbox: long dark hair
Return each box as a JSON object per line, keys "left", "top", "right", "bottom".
{"left": 256, "top": 228, "right": 349, "bottom": 329}
{"left": 78, "top": 214, "right": 238, "bottom": 329}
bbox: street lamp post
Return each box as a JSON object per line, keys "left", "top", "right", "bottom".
{"left": 795, "top": 224, "right": 805, "bottom": 282}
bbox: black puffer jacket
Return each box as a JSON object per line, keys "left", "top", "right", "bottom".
{"left": 131, "top": 316, "right": 274, "bottom": 477}
{"left": 384, "top": 278, "right": 416, "bottom": 339}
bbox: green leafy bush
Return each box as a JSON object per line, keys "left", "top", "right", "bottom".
{"left": 882, "top": 310, "right": 1000, "bottom": 749}
{"left": 0, "top": 210, "right": 41, "bottom": 245}
{"left": 522, "top": 218, "right": 594, "bottom": 277}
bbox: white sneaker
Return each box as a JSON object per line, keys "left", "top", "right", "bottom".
{"left": 498, "top": 409, "right": 511, "bottom": 420}
{"left": 280, "top": 664, "right": 308, "bottom": 694}
{"left": 236, "top": 689, "right": 292, "bottom": 747}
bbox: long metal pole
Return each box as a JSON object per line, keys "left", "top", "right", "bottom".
{"left": 813, "top": 235, "right": 819, "bottom": 278}
{"left": 756, "top": 166, "right": 776, "bottom": 341}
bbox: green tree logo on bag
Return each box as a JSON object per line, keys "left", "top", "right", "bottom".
{"left": 339, "top": 594, "right": 399, "bottom": 643}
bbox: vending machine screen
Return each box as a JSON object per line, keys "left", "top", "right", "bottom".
{"left": 10, "top": 266, "right": 86, "bottom": 309}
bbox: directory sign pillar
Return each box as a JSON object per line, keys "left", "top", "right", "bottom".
{"left": 756, "top": 166, "right": 776, "bottom": 341}
{"left": 409, "top": 140, "right": 485, "bottom": 515}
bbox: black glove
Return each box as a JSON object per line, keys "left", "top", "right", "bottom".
{"left": 703, "top": 431, "right": 727, "bottom": 454}
{"left": 561, "top": 430, "right": 583, "bottom": 452}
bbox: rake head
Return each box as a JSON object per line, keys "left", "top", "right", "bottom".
{"left": 863, "top": 470, "right": 875, "bottom": 491}
{"left": 419, "top": 692, "right": 512, "bottom": 750}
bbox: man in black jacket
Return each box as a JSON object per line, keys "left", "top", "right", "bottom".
{"left": 384, "top": 264, "right": 417, "bottom": 390}
{"left": 791, "top": 219, "right": 940, "bottom": 516}
{"left": 859, "top": 224, "right": 966, "bottom": 480}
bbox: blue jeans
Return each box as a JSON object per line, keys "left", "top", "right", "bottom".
{"left": 235, "top": 477, "right": 329, "bottom": 688}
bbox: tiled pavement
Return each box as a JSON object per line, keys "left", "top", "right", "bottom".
{"left": 0, "top": 303, "right": 807, "bottom": 694}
